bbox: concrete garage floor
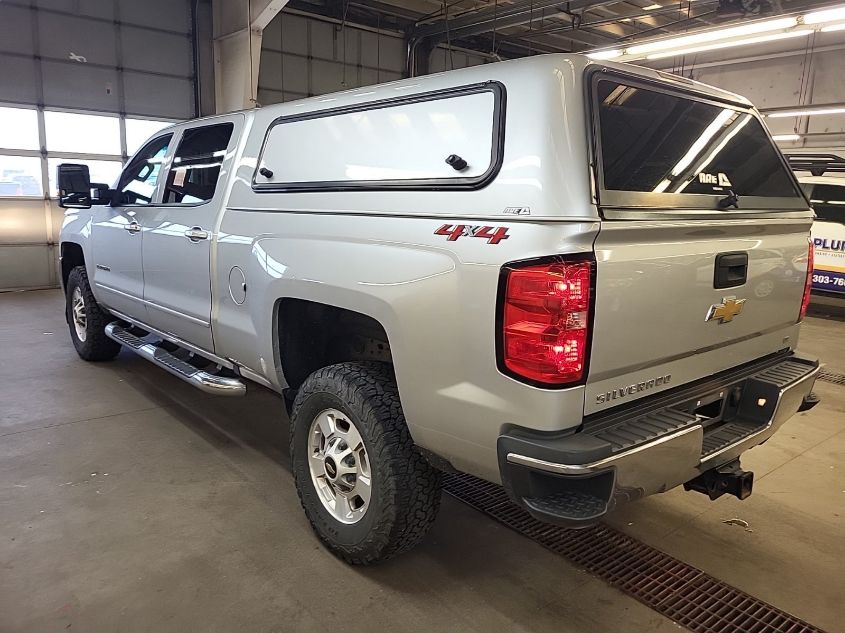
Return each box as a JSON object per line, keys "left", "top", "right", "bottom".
{"left": 1, "top": 290, "right": 843, "bottom": 633}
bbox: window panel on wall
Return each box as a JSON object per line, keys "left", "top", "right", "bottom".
{"left": 126, "top": 118, "right": 176, "bottom": 156}
{"left": 0, "top": 107, "right": 40, "bottom": 151}
{"left": 47, "top": 158, "right": 122, "bottom": 195}
{"left": 0, "top": 155, "right": 43, "bottom": 197}
{"left": 44, "top": 111, "right": 121, "bottom": 154}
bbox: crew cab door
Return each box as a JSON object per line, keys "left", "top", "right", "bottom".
{"left": 138, "top": 118, "right": 239, "bottom": 352}
{"left": 90, "top": 133, "right": 173, "bottom": 318}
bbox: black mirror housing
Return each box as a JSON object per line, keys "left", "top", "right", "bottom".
{"left": 57, "top": 163, "right": 92, "bottom": 209}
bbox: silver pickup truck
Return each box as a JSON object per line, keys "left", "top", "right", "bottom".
{"left": 58, "top": 54, "right": 820, "bottom": 564}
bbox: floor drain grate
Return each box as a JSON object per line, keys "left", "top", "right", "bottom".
{"left": 443, "top": 473, "right": 826, "bottom": 633}
{"left": 817, "top": 369, "right": 845, "bottom": 386}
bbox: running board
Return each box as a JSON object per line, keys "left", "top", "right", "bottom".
{"left": 105, "top": 323, "right": 246, "bottom": 396}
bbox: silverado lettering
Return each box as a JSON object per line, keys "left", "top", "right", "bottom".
{"left": 595, "top": 375, "right": 672, "bottom": 405}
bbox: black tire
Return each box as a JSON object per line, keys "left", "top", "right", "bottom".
{"left": 290, "top": 361, "right": 442, "bottom": 565}
{"left": 65, "top": 266, "right": 121, "bottom": 361}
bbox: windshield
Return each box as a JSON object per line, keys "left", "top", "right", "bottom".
{"left": 595, "top": 78, "right": 804, "bottom": 205}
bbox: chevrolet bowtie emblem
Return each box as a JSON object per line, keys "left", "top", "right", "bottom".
{"left": 706, "top": 296, "right": 746, "bottom": 323}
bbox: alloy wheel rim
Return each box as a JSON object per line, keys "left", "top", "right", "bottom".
{"left": 307, "top": 408, "right": 372, "bottom": 524}
{"left": 71, "top": 287, "right": 87, "bottom": 342}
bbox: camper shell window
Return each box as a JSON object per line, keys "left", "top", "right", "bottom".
{"left": 252, "top": 82, "right": 505, "bottom": 192}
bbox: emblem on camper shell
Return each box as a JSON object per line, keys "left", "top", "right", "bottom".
{"left": 706, "top": 296, "right": 746, "bottom": 324}
{"left": 434, "top": 224, "right": 510, "bottom": 244}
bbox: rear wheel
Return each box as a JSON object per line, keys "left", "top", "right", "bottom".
{"left": 290, "top": 361, "right": 442, "bottom": 564}
{"left": 65, "top": 266, "right": 121, "bottom": 361}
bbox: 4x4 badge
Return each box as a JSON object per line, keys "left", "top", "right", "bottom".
{"left": 434, "top": 224, "right": 510, "bottom": 244}
{"left": 706, "top": 296, "right": 746, "bottom": 323}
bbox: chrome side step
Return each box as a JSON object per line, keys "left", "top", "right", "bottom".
{"left": 105, "top": 323, "right": 246, "bottom": 396}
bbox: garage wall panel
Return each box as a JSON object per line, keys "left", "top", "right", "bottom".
{"left": 122, "top": 26, "right": 192, "bottom": 76}
{"left": 119, "top": 0, "right": 190, "bottom": 32}
{"left": 35, "top": 0, "right": 115, "bottom": 20}
{"left": 0, "top": 0, "right": 195, "bottom": 291}
{"left": 281, "top": 14, "right": 309, "bottom": 55}
{"left": 41, "top": 61, "right": 121, "bottom": 111}
{"left": 258, "top": 11, "right": 409, "bottom": 105}
{"left": 123, "top": 72, "right": 194, "bottom": 119}
{"left": 0, "top": 56, "right": 39, "bottom": 104}
{"left": 38, "top": 12, "right": 118, "bottom": 67}
{"left": 429, "top": 47, "right": 489, "bottom": 74}
{"left": 0, "top": 246, "right": 55, "bottom": 291}
{"left": 259, "top": 50, "right": 285, "bottom": 92}
{"left": 0, "top": 6, "right": 34, "bottom": 54}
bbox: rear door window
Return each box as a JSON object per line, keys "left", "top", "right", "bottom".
{"left": 163, "top": 123, "right": 234, "bottom": 205}
{"left": 593, "top": 76, "right": 805, "bottom": 209}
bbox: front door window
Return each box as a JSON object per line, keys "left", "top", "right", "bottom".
{"left": 116, "top": 134, "right": 171, "bottom": 205}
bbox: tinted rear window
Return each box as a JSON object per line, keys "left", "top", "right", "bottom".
{"left": 596, "top": 80, "right": 802, "bottom": 200}
{"left": 803, "top": 183, "right": 845, "bottom": 223}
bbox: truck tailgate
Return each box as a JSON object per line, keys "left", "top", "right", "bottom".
{"left": 585, "top": 217, "right": 811, "bottom": 415}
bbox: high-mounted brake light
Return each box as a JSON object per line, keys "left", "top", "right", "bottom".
{"left": 500, "top": 258, "right": 593, "bottom": 386}
{"left": 799, "top": 239, "right": 813, "bottom": 322}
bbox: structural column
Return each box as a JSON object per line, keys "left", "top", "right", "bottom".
{"left": 212, "top": 0, "right": 289, "bottom": 113}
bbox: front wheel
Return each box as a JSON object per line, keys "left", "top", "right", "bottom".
{"left": 290, "top": 362, "right": 442, "bottom": 565}
{"left": 65, "top": 266, "right": 121, "bottom": 361}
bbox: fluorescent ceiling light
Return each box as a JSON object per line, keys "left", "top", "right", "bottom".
{"left": 804, "top": 6, "right": 845, "bottom": 24}
{"left": 587, "top": 49, "right": 623, "bottom": 60}
{"left": 772, "top": 134, "right": 801, "bottom": 141}
{"left": 627, "top": 16, "right": 797, "bottom": 55}
{"left": 643, "top": 3, "right": 662, "bottom": 10}
{"left": 821, "top": 22, "right": 845, "bottom": 32}
{"left": 646, "top": 29, "right": 812, "bottom": 60}
{"left": 768, "top": 106, "right": 845, "bottom": 118}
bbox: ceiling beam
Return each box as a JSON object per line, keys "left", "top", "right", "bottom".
{"left": 412, "top": 0, "right": 623, "bottom": 42}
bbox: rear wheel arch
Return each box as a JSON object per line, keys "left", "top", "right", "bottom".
{"left": 274, "top": 298, "right": 393, "bottom": 391}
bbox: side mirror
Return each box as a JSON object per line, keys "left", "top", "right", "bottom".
{"left": 58, "top": 163, "right": 92, "bottom": 209}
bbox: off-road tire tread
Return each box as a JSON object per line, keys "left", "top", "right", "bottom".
{"left": 66, "top": 266, "right": 121, "bottom": 361}
{"left": 291, "top": 361, "right": 442, "bottom": 565}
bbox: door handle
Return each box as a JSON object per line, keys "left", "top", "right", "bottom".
{"left": 714, "top": 252, "right": 748, "bottom": 289}
{"left": 124, "top": 222, "right": 141, "bottom": 234}
{"left": 184, "top": 227, "right": 209, "bottom": 242}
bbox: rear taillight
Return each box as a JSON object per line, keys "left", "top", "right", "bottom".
{"left": 799, "top": 239, "right": 813, "bottom": 322}
{"left": 500, "top": 258, "right": 593, "bottom": 386}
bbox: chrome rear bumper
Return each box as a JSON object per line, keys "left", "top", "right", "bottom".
{"left": 498, "top": 353, "right": 819, "bottom": 526}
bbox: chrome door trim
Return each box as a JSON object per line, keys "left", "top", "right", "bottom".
{"left": 144, "top": 299, "right": 210, "bottom": 327}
